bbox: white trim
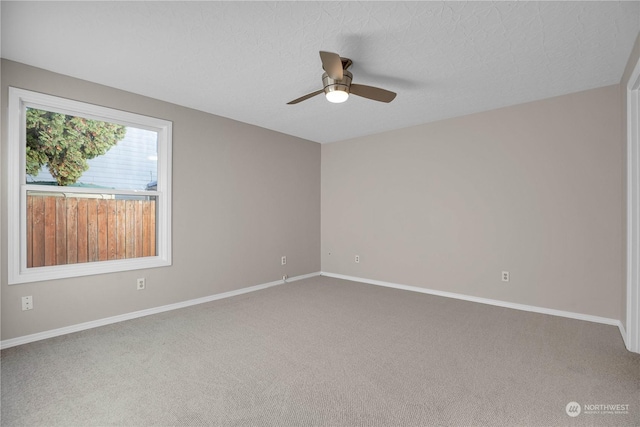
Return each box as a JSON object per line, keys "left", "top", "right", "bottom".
{"left": 320, "top": 272, "right": 622, "bottom": 327}
{"left": 24, "top": 184, "right": 160, "bottom": 197}
{"left": 284, "top": 271, "right": 323, "bottom": 283}
{"left": 619, "top": 322, "right": 628, "bottom": 349}
{"left": 626, "top": 54, "right": 640, "bottom": 354}
{"left": 0, "top": 271, "right": 322, "bottom": 350}
{"left": 7, "top": 88, "right": 23, "bottom": 284}
{"left": 7, "top": 87, "right": 173, "bottom": 284}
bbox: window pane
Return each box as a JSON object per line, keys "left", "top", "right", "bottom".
{"left": 25, "top": 108, "right": 158, "bottom": 191}
{"left": 26, "top": 190, "right": 157, "bottom": 268}
{"left": 10, "top": 88, "right": 171, "bottom": 284}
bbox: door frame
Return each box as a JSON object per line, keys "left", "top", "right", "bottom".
{"left": 626, "top": 54, "right": 640, "bottom": 353}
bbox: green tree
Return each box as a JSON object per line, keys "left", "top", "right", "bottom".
{"left": 26, "top": 108, "right": 127, "bottom": 186}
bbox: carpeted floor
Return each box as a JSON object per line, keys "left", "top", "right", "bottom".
{"left": 1, "top": 276, "right": 639, "bottom": 426}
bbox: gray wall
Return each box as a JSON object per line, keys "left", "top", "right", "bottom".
{"left": 1, "top": 56, "right": 631, "bottom": 341}
{"left": 322, "top": 85, "right": 624, "bottom": 320}
{"left": 620, "top": 32, "right": 640, "bottom": 331}
{"left": 1, "top": 60, "right": 321, "bottom": 340}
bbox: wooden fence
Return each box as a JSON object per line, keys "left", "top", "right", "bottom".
{"left": 27, "top": 195, "right": 156, "bottom": 268}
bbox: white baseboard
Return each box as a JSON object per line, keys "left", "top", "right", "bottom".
{"left": 320, "top": 272, "right": 624, "bottom": 330}
{"left": 284, "top": 271, "right": 321, "bottom": 283}
{"left": 0, "top": 271, "right": 321, "bottom": 350}
{"left": 619, "top": 322, "right": 628, "bottom": 348}
{"left": 3, "top": 271, "right": 626, "bottom": 351}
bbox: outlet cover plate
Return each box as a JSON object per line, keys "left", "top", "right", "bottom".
{"left": 21, "top": 296, "right": 33, "bottom": 311}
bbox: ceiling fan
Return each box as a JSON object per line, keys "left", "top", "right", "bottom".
{"left": 287, "top": 51, "right": 397, "bottom": 105}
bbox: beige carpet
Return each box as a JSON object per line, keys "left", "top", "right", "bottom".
{"left": 2, "top": 276, "right": 639, "bottom": 426}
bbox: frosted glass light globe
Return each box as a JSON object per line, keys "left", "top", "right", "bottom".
{"left": 325, "top": 90, "right": 349, "bottom": 103}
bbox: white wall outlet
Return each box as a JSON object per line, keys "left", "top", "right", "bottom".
{"left": 281, "top": 256, "right": 287, "bottom": 265}
{"left": 502, "top": 271, "right": 510, "bottom": 282}
{"left": 282, "top": 274, "right": 288, "bottom": 281}
{"left": 355, "top": 255, "right": 360, "bottom": 263}
{"left": 22, "top": 296, "right": 33, "bottom": 311}
{"left": 137, "top": 278, "right": 146, "bottom": 290}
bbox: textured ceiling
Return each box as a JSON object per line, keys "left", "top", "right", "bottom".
{"left": 2, "top": 1, "right": 639, "bottom": 143}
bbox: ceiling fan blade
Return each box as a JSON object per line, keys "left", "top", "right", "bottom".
{"left": 287, "top": 89, "right": 324, "bottom": 105}
{"left": 349, "top": 84, "right": 397, "bottom": 103}
{"left": 319, "top": 51, "right": 343, "bottom": 80}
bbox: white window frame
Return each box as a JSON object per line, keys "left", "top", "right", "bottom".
{"left": 7, "top": 87, "right": 172, "bottom": 284}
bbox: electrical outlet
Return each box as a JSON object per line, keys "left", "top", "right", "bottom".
{"left": 502, "top": 271, "right": 510, "bottom": 282}
{"left": 355, "top": 255, "right": 360, "bottom": 263}
{"left": 282, "top": 274, "right": 288, "bottom": 281}
{"left": 22, "top": 296, "right": 33, "bottom": 311}
{"left": 137, "top": 278, "right": 146, "bottom": 290}
{"left": 281, "top": 256, "right": 287, "bottom": 265}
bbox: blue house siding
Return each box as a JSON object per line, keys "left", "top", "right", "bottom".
{"left": 28, "top": 126, "right": 158, "bottom": 191}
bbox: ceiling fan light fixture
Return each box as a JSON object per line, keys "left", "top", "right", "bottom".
{"left": 325, "top": 89, "right": 349, "bottom": 103}
{"left": 323, "top": 70, "right": 352, "bottom": 104}
{"left": 286, "top": 52, "right": 396, "bottom": 105}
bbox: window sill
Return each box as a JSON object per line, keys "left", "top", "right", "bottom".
{"left": 9, "top": 256, "right": 171, "bottom": 285}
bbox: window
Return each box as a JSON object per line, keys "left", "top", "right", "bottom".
{"left": 8, "top": 88, "right": 172, "bottom": 284}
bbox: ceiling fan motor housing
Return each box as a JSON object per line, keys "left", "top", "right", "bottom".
{"left": 322, "top": 70, "right": 352, "bottom": 96}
